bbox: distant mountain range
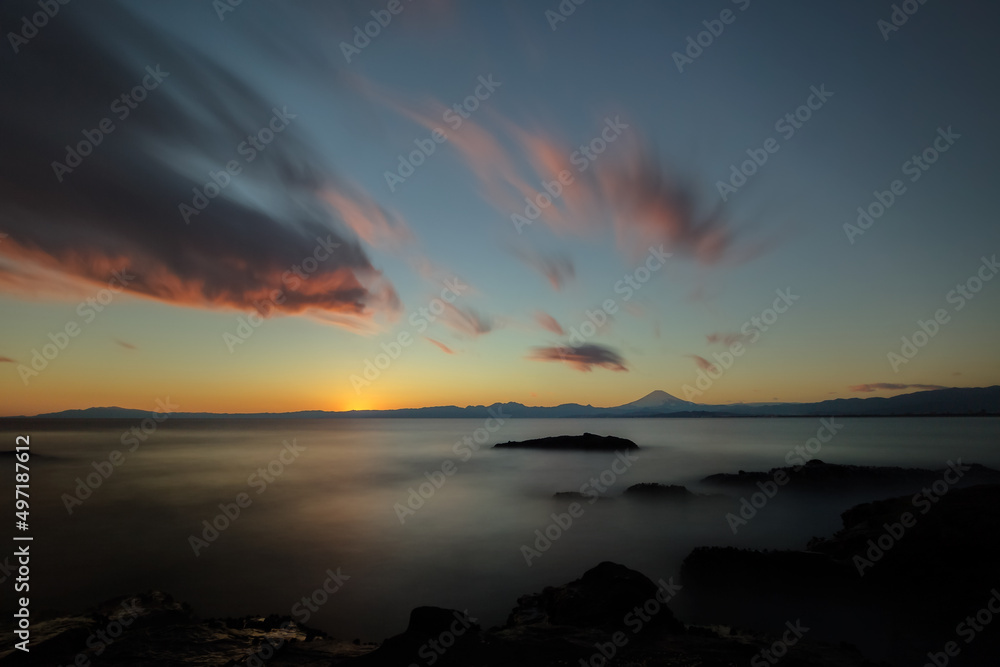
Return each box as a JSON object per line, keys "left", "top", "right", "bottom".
{"left": 6, "top": 386, "right": 998, "bottom": 419}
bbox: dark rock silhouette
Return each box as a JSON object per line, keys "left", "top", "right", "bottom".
{"left": 493, "top": 432, "right": 638, "bottom": 451}
{"left": 624, "top": 483, "right": 697, "bottom": 500}
{"left": 0, "top": 562, "right": 881, "bottom": 666}
{"left": 552, "top": 490, "right": 605, "bottom": 502}
{"left": 680, "top": 483, "right": 1000, "bottom": 664}
{"left": 505, "top": 561, "right": 684, "bottom": 633}
{"left": 702, "top": 458, "right": 1000, "bottom": 494}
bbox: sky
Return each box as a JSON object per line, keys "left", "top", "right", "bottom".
{"left": 1, "top": 0, "right": 998, "bottom": 416}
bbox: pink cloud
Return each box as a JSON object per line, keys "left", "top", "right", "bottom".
{"left": 511, "top": 248, "right": 575, "bottom": 290}
{"left": 534, "top": 311, "right": 565, "bottom": 335}
{"left": 689, "top": 354, "right": 718, "bottom": 373}
{"left": 425, "top": 337, "right": 455, "bottom": 354}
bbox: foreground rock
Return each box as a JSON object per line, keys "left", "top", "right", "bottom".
{"left": 349, "top": 561, "right": 875, "bottom": 666}
{"left": 0, "top": 590, "right": 370, "bottom": 666}
{"left": 0, "top": 564, "right": 879, "bottom": 666}
{"left": 680, "top": 483, "right": 1000, "bottom": 664}
{"left": 493, "top": 432, "right": 638, "bottom": 451}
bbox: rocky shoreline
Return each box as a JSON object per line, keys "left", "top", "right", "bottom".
{"left": 3, "top": 460, "right": 997, "bottom": 665}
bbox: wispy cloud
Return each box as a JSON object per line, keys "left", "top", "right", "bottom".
{"left": 440, "top": 302, "right": 494, "bottom": 337}
{"left": 706, "top": 332, "right": 750, "bottom": 346}
{"left": 0, "top": 356, "right": 16, "bottom": 363}
{"left": 849, "top": 383, "right": 948, "bottom": 393}
{"left": 510, "top": 247, "right": 575, "bottom": 290}
{"left": 533, "top": 311, "right": 565, "bottom": 335}
{"left": 115, "top": 340, "right": 137, "bottom": 350}
{"left": 527, "top": 343, "right": 628, "bottom": 372}
{"left": 369, "top": 83, "right": 766, "bottom": 265}
{"left": 689, "top": 354, "right": 717, "bottom": 373}
{"left": 320, "top": 186, "right": 411, "bottom": 250}
{"left": 425, "top": 337, "right": 455, "bottom": 354}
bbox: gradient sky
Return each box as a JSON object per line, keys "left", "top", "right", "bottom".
{"left": 1, "top": 0, "right": 998, "bottom": 416}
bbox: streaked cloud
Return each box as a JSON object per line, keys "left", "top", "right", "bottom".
{"left": 706, "top": 332, "right": 750, "bottom": 346}
{"left": 440, "top": 302, "right": 494, "bottom": 337}
{"left": 425, "top": 337, "right": 455, "bottom": 354}
{"left": 527, "top": 343, "right": 628, "bottom": 372}
{"left": 511, "top": 247, "right": 575, "bottom": 290}
{"left": 849, "top": 383, "right": 947, "bottom": 393}
{"left": 533, "top": 311, "right": 565, "bottom": 335}
{"left": 0, "top": 1, "right": 401, "bottom": 333}
{"left": 689, "top": 354, "right": 717, "bottom": 373}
